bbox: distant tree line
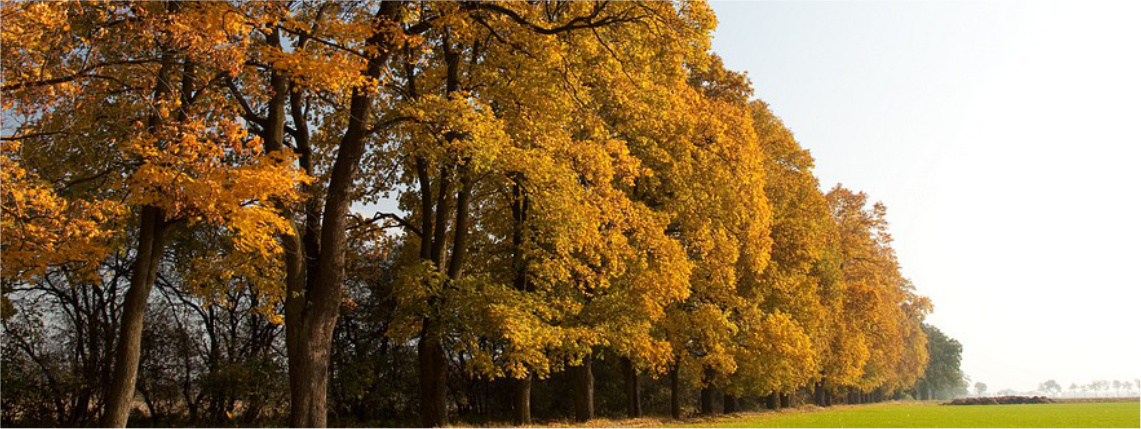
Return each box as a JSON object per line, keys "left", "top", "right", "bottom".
{"left": 2, "top": 2, "right": 952, "bottom": 427}
{"left": 1055, "top": 379, "right": 1139, "bottom": 397}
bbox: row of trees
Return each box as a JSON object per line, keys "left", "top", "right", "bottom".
{"left": 1047, "top": 380, "right": 1140, "bottom": 397}
{"left": 2, "top": 1, "right": 945, "bottom": 427}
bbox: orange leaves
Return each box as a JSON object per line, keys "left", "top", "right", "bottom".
{"left": 263, "top": 48, "right": 373, "bottom": 94}
{"left": 822, "top": 185, "right": 931, "bottom": 394}
{"left": 123, "top": 117, "right": 308, "bottom": 260}
{"left": 1, "top": 1, "right": 311, "bottom": 321}
{"left": 0, "top": 141, "right": 123, "bottom": 282}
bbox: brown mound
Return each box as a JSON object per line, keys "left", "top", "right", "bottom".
{"left": 945, "top": 395, "right": 1054, "bottom": 405}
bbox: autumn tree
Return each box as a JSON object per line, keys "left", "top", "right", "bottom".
{"left": 375, "top": 2, "right": 714, "bottom": 425}
{"left": 825, "top": 186, "right": 928, "bottom": 402}
{"left": 2, "top": 3, "right": 305, "bottom": 426}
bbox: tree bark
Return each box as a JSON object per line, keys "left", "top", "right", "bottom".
{"left": 509, "top": 178, "right": 533, "bottom": 427}
{"left": 670, "top": 366, "right": 681, "bottom": 419}
{"left": 767, "top": 392, "right": 780, "bottom": 410}
{"left": 418, "top": 332, "right": 448, "bottom": 427}
{"left": 572, "top": 355, "right": 594, "bottom": 422}
{"left": 700, "top": 385, "right": 716, "bottom": 416}
{"left": 101, "top": 206, "right": 168, "bottom": 428}
{"left": 622, "top": 357, "right": 642, "bottom": 417}
{"left": 723, "top": 394, "right": 738, "bottom": 414}
{"left": 284, "top": 5, "right": 401, "bottom": 427}
{"left": 102, "top": 26, "right": 179, "bottom": 426}
{"left": 511, "top": 375, "right": 532, "bottom": 425}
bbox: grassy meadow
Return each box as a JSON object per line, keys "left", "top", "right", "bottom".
{"left": 659, "top": 401, "right": 1141, "bottom": 428}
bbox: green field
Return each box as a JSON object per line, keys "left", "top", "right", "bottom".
{"left": 679, "top": 402, "right": 1140, "bottom": 428}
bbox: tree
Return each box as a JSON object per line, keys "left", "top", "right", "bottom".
{"left": 2, "top": 3, "right": 306, "bottom": 426}
{"left": 1039, "top": 379, "right": 1062, "bottom": 397}
{"left": 707, "top": 97, "right": 837, "bottom": 410}
{"left": 914, "top": 324, "right": 966, "bottom": 400}
{"left": 974, "top": 382, "right": 987, "bottom": 397}
{"left": 825, "top": 186, "right": 929, "bottom": 400}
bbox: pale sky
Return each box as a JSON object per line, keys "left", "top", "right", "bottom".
{"left": 709, "top": 0, "right": 1141, "bottom": 392}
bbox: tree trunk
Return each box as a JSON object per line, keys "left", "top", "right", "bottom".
{"left": 101, "top": 206, "right": 167, "bottom": 428}
{"left": 509, "top": 179, "right": 532, "bottom": 427}
{"left": 767, "top": 392, "right": 780, "bottom": 410}
{"left": 622, "top": 357, "right": 642, "bottom": 417}
{"left": 700, "top": 386, "right": 716, "bottom": 415}
{"left": 511, "top": 376, "right": 532, "bottom": 425}
{"left": 101, "top": 21, "right": 180, "bottom": 426}
{"left": 670, "top": 366, "right": 681, "bottom": 419}
{"left": 723, "top": 394, "right": 738, "bottom": 414}
{"left": 419, "top": 333, "right": 448, "bottom": 427}
{"left": 572, "top": 356, "right": 594, "bottom": 422}
{"left": 282, "top": 6, "right": 401, "bottom": 427}
{"left": 781, "top": 392, "right": 791, "bottom": 408}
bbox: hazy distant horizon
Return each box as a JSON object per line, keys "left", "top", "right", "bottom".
{"left": 709, "top": 0, "right": 1139, "bottom": 393}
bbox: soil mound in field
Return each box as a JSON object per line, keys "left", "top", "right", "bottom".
{"left": 945, "top": 396, "right": 1054, "bottom": 405}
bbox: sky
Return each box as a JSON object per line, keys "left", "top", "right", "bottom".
{"left": 708, "top": 0, "right": 1140, "bottom": 392}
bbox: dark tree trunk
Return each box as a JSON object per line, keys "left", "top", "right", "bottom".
{"left": 781, "top": 392, "right": 791, "bottom": 408}
{"left": 415, "top": 33, "right": 473, "bottom": 428}
{"left": 700, "top": 386, "right": 716, "bottom": 415}
{"left": 277, "top": 5, "right": 407, "bottom": 427}
{"left": 511, "top": 376, "right": 532, "bottom": 425}
{"left": 767, "top": 392, "right": 781, "bottom": 410}
{"left": 102, "top": 206, "right": 168, "bottom": 428}
{"left": 418, "top": 333, "right": 448, "bottom": 427}
{"left": 670, "top": 366, "right": 682, "bottom": 419}
{"left": 509, "top": 178, "right": 532, "bottom": 427}
{"left": 723, "top": 394, "right": 738, "bottom": 414}
{"left": 622, "top": 357, "right": 642, "bottom": 417}
{"left": 572, "top": 356, "right": 594, "bottom": 422}
{"left": 283, "top": 6, "right": 400, "bottom": 425}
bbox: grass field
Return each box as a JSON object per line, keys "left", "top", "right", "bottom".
{"left": 674, "top": 401, "right": 1140, "bottom": 428}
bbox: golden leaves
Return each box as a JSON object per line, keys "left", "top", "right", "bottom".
{"left": 0, "top": 141, "right": 124, "bottom": 282}
{"left": 123, "top": 117, "right": 308, "bottom": 261}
